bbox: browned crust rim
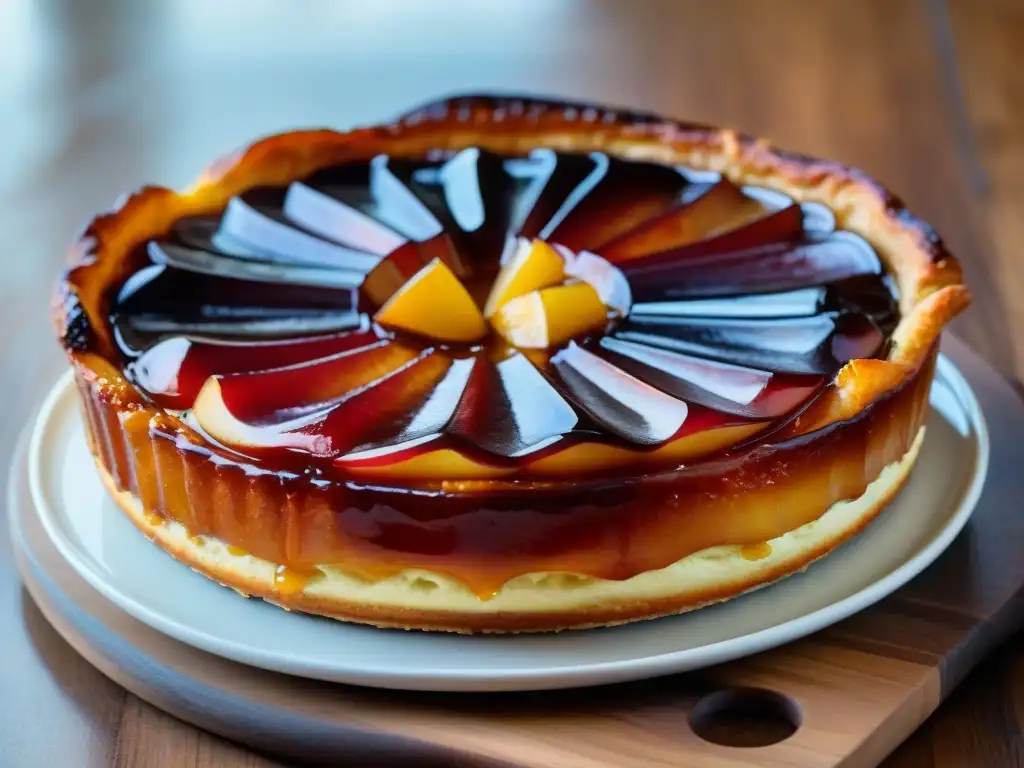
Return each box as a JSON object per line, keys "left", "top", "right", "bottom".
{"left": 99, "top": 443, "right": 918, "bottom": 633}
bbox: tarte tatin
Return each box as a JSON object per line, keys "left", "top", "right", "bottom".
{"left": 54, "top": 95, "right": 969, "bottom": 632}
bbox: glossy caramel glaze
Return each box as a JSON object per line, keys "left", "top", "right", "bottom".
{"left": 97, "top": 149, "right": 895, "bottom": 480}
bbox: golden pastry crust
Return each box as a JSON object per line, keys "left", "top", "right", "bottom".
{"left": 54, "top": 94, "right": 968, "bottom": 631}
{"left": 98, "top": 428, "right": 922, "bottom": 633}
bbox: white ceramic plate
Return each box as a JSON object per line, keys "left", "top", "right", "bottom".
{"left": 28, "top": 356, "right": 988, "bottom": 692}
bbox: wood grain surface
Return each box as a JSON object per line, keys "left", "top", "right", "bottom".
{"left": 1, "top": 0, "right": 1022, "bottom": 765}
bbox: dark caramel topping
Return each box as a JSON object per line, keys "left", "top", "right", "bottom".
{"left": 106, "top": 148, "right": 897, "bottom": 478}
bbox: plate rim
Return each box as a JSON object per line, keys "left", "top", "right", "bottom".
{"left": 26, "top": 356, "right": 991, "bottom": 691}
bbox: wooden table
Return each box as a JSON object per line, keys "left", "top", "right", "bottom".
{"left": 1, "top": 1, "right": 1021, "bottom": 764}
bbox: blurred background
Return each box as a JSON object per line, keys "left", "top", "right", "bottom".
{"left": 0, "top": 1, "right": 1022, "bottom": 764}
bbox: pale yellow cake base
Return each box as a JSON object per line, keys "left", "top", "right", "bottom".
{"left": 101, "top": 427, "right": 924, "bottom": 633}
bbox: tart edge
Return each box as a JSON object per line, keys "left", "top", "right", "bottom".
{"left": 53, "top": 97, "right": 952, "bottom": 630}
{"left": 96, "top": 427, "right": 923, "bottom": 633}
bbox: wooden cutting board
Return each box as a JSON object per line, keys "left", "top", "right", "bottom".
{"left": 11, "top": 335, "right": 1024, "bottom": 768}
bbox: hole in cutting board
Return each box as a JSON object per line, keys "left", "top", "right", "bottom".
{"left": 690, "top": 687, "right": 801, "bottom": 747}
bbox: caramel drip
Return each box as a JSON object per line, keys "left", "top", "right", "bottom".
{"left": 105, "top": 406, "right": 137, "bottom": 493}
{"left": 209, "top": 465, "right": 247, "bottom": 557}
{"left": 273, "top": 565, "right": 318, "bottom": 597}
{"left": 73, "top": 379, "right": 103, "bottom": 458}
{"left": 122, "top": 410, "right": 160, "bottom": 510}
{"left": 152, "top": 430, "right": 192, "bottom": 528}
{"left": 740, "top": 543, "right": 773, "bottom": 561}
{"left": 81, "top": 383, "right": 136, "bottom": 492}
{"left": 180, "top": 442, "right": 213, "bottom": 538}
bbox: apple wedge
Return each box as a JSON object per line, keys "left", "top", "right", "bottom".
{"left": 374, "top": 258, "right": 487, "bottom": 343}
{"left": 192, "top": 345, "right": 443, "bottom": 456}
{"left": 483, "top": 238, "right": 566, "bottom": 318}
{"left": 132, "top": 326, "right": 380, "bottom": 409}
{"left": 598, "top": 180, "right": 773, "bottom": 262}
{"left": 491, "top": 283, "right": 608, "bottom": 349}
{"left": 283, "top": 182, "right": 407, "bottom": 255}
{"left": 599, "top": 337, "right": 824, "bottom": 419}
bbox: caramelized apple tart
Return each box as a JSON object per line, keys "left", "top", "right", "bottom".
{"left": 54, "top": 95, "right": 969, "bottom": 632}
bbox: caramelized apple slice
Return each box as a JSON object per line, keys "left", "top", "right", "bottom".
{"left": 123, "top": 309, "right": 362, "bottom": 340}
{"left": 365, "top": 156, "right": 445, "bottom": 239}
{"left": 304, "top": 155, "right": 448, "bottom": 244}
{"left": 114, "top": 264, "right": 360, "bottom": 340}
{"left": 282, "top": 182, "right": 407, "bottom": 254}
{"left": 212, "top": 339, "right": 420, "bottom": 424}
{"left": 801, "top": 201, "right": 836, "bottom": 235}
{"left": 217, "top": 198, "right": 381, "bottom": 272}
{"left": 173, "top": 216, "right": 273, "bottom": 260}
{"left": 192, "top": 377, "right": 336, "bottom": 456}
{"left": 360, "top": 235, "right": 461, "bottom": 307}
{"left": 616, "top": 312, "right": 884, "bottom": 375}
{"left": 348, "top": 356, "right": 476, "bottom": 451}
{"left": 446, "top": 354, "right": 578, "bottom": 457}
{"left": 434, "top": 148, "right": 513, "bottom": 260}
{"left": 829, "top": 315, "right": 890, "bottom": 366}
{"left": 347, "top": 409, "right": 766, "bottom": 480}
{"left": 346, "top": 413, "right": 767, "bottom": 479}
{"left": 148, "top": 242, "right": 362, "bottom": 290}
{"left": 542, "top": 154, "right": 690, "bottom": 250}
{"left": 483, "top": 239, "right": 566, "bottom": 317}
{"left": 631, "top": 280, "right": 897, "bottom": 331}
{"left": 525, "top": 441, "right": 639, "bottom": 477}
{"left": 514, "top": 150, "right": 601, "bottom": 240}
{"left": 599, "top": 179, "right": 780, "bottom": 261}
{"left": 830, "top": 275, "right": 900, "bottom": 334}
{"left": 564, "top": 251, "right": 632, "bottom": 316}
{"left": 624, "top": 232, "right": 882, "bottom": 302}
{"left": 491, "top": 283, "right": 608, "bottom": 349}
{"left": 609, "top": 203, "right": 803, "bottom": 273}
{"left": 116, "top": 264, "right": 357, "bottom": 311}
{"left": 610, "top": 201, "right": 804, "bottom": 272}
{"left": 630, "top": 287, "right": 826, "bottom": 320}
{"left": 130, "top": 325, "right": 380, "bottom": 409}
{"left": 550, "top": 342, "right": 688, "bottom": 445}
{"left": 192, "top": 348, "right": 440, "bottom": 457}
{"left": 373, "top": 258, "right": 487, "bottom": 343}
{"left": 599, "top": 337, "right": 823, "bottom": 419}
{"left": 313, "top": 351, "right": 456, "bottom": 455}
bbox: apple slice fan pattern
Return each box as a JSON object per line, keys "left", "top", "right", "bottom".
{"left": 111, "top": 148, "right": 896, "bottom": 481}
